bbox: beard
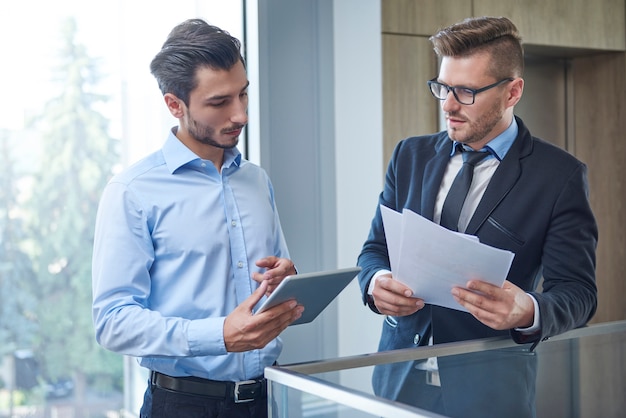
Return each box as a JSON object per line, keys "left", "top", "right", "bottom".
{"left": 447, "top": 98, "right": 505, "bottom": 145}
{"left": 187, "top": 114, "right": 242, "bottom": 150}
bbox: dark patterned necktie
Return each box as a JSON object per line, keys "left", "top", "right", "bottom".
{"left": 439, "top": 148, "right": 489, "bottom": 232}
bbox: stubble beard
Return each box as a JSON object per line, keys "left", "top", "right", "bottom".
{"left": 447, "top": 99, "right": 504, "bottom": 145}
{"left": 188, "top": 116, "right": 241, "bottom": 150}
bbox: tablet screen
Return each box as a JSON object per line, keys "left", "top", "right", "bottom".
{"left": 255, "top": 266, "right": 361, "bottom": 325}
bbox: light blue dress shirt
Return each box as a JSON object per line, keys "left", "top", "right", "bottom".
{"left": 450, "top": 117, "right": 518, "bottom": 160}
{"left": 92, "top": 129, "right": 290, "bottom": 381}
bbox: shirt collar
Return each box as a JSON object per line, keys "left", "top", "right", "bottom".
{"left": 450, "top": 117, "right": 518, "bottom": 161}
{"left": 162, "top": 127, "right": 242, "bottom": 174}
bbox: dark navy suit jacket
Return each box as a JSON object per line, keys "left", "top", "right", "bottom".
{"left": 357, "top": 117, "right": 597, "bottom": 411}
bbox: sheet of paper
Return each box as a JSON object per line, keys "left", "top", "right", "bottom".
{"left": 381, "top": 205, "right": 515, "bottom": 312}
{"left": 380, "top": 205, "right": 402, "bottom": 275}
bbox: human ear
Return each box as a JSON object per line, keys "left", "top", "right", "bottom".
{"left": 508, "top": 77, "right": 524, "bottom": 107}
{"left": 164, "top": 93, "right": 185, "bottom": 118}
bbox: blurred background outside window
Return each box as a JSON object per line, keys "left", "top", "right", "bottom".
{"left": 0, "top": 1, "right": 245, "bottom": 416}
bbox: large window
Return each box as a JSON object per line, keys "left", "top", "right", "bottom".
{"left": 0, "top": 2, "right": 246, "bottom": 416}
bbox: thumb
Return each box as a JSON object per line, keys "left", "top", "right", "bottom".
{"left": 245, "top": 279, "right": 269, "bottom": 311}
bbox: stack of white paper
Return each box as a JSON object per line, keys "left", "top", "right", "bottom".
{"left": 380, "top": 205, "right": 515, "bottom": 312}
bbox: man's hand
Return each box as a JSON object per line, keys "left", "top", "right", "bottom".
{"left": 451, "top": 279, "right": 535, "bottom": 330}
{"left": 251, "top": 256, "right": 296, "bottom": 295}
{"left": 372, "top": 275, "right": 425, "bottom": 317}
{"left": 223, "top": 280, "right": 304, "bottom": 352}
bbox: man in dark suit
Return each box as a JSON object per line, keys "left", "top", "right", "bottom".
{"left": 357, "top": 16, "right": 597, "bottom": 418}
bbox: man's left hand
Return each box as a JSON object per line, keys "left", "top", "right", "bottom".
{"left": 451, "top": 279, "right": 534, "bottom": 330}
{"left": 252, "top": 256, "right": 296, "bottom": 295}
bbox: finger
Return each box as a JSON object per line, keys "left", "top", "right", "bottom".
{"left": 252, "top": 272, "right": 279, "bottom": 284}
{"left": 256, "top": 300, "right": 303, "bottom": 331}
{"left": 245, "top": 280, "right": 269, "bottom": 310}
{"left": 374, "top": 283, "right": 421, "bottom": 307}
{"left": 378, "top": 277, "right": 414, "bottom": 298}
{"left": 258, "top": 306, "right": 304, "bottom": 345}
{"left": 452, "top": 286, "right": 488, "bottom": 308}
{"left": 250, "top": 274, "right": 277, "bottom": 296}
{"left": 255, "top": 256, "right": 278, "bottom": 269}
{"left": 467, "top": 280, "right": 507, "bottom": 299}
{"left": 251, "top": 272, "right": 264, "bottom": 284}
{"left": 266, "top": 260, "right": 296, "bottom": 279}
{"left": 376, "top": 300, "right": 422, "bottom": 317}
{"left": 373, "top": 291, "right": 424, "bottom": 316}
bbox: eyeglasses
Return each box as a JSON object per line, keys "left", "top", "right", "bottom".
{"left": 427, "top": 77, "right": 514, "bottom": 105}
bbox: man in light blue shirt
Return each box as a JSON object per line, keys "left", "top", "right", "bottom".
{"left": 92, "top": 19, "right": 303, "bottom": 418}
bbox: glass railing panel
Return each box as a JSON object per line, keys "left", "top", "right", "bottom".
{"left": 267, "top": 321, "right": 626, "bottom": 418}
{"left": 266, "top": 366, "right": 445, "bottom": 417}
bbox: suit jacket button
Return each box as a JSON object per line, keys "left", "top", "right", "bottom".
{"left": 413, "top": 334, "right": 421, "bottom": 345}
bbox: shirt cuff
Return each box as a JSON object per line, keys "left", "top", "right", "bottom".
{"left": 514, "top": 293, "right": 540, "bottom": 334}
{"left": 187, "top": 317, "right": 228, "bottom": 356}
{"left": 367, "top": 269, "right": 392, "bottom": 295}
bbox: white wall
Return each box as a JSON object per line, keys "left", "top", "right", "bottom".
{"left": 331, "top": 0, "right": 385, "bottom": 358}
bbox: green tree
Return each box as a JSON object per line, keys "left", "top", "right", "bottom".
{"left": 24, "top": 16, "right": 122, "bottom": 408}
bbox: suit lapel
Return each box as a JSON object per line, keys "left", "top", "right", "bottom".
{"left": 465, "top": 117, "right": 533, "bottom": 235}
{"left": 421, "top": 136, "right": 452, "bottom": 220}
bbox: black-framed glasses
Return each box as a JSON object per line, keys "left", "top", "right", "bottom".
{"left": 427, "top": 77, "right": 514, "bottom": 105}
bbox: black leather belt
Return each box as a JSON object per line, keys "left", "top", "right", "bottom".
{"left": 150, "top": 371, "right": 267, "bottom": 403}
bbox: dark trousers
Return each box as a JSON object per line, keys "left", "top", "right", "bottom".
{"left": 140, "top": 381, "right": 268, "bottom": 418}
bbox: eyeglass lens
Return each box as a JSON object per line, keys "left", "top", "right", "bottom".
{"left": 430, "top": 82, "right": 474, "bottom": 104}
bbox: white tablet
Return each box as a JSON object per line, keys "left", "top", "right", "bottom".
{"left": 255, "top": 266, "right": 361, "bottom": 325}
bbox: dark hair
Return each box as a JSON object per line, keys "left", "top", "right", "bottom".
{"left": 149, "top": 18, "right": 245, "bottom": 105}
{"left": 429, "top": 16, "right": 524, "bottom": 79}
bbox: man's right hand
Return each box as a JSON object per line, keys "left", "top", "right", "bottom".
{"left": 372, "top": 275, "right": 425, "bottom": 317}
{"left": 223, "top": 280, "right": 304, "bottom": 352}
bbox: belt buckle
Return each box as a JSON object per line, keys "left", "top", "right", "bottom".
{"left": 234, "top": 380, "right": 258, "bottom": 403}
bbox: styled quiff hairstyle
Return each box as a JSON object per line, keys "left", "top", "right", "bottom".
{"left": 429, "top": 16, "right": 524, "bottom": 79}
{"left": 149, "top": 18, "right": 245, "bottom": 105}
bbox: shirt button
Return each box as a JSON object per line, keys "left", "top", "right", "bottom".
{"left": 413, "top": 334, "right": 421, "bottom": 345}
{"left": 201, "top": 162, "right": 206, "bottom": 167}
{"left": 237, "top": 261, "right": 243, "bottom": 268}
{"left": 231, "top": 221, "right": 237, "bottom": 227}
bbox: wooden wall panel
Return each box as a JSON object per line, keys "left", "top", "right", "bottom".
{"left": 384, "top": 0, "right": 626, "bottom": 51}
{"left": 474, "top": 0, "right": 626, "bottom": 50}
{"left": 382, "top": 34, "right": 439, "bottom": 165}
{"left": 382, "top": 0, "right": 471, "bottom": 36}
{"left": 572, "top": 52, "right": 626, "bottom": 323}
{"left": 513, "top": 56, "right": 568, "bottom": 149}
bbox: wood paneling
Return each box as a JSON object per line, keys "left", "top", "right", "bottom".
{"left": 572, "top": 52, "right": 626, "bottom": 323}
{"left": 514, "top": 56, "right": 568, "bottom": 149}
{"left": 382, "top": 0, "right": 471, "bottom": 36}
{"left": 474, "top": 0, "right": 626, "bottom": 50}
{"left": 383, "top": 0, "right": 626, "bottom": 51}
{"left": 382, "top": 34, "right": 439, "bottom": 165}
